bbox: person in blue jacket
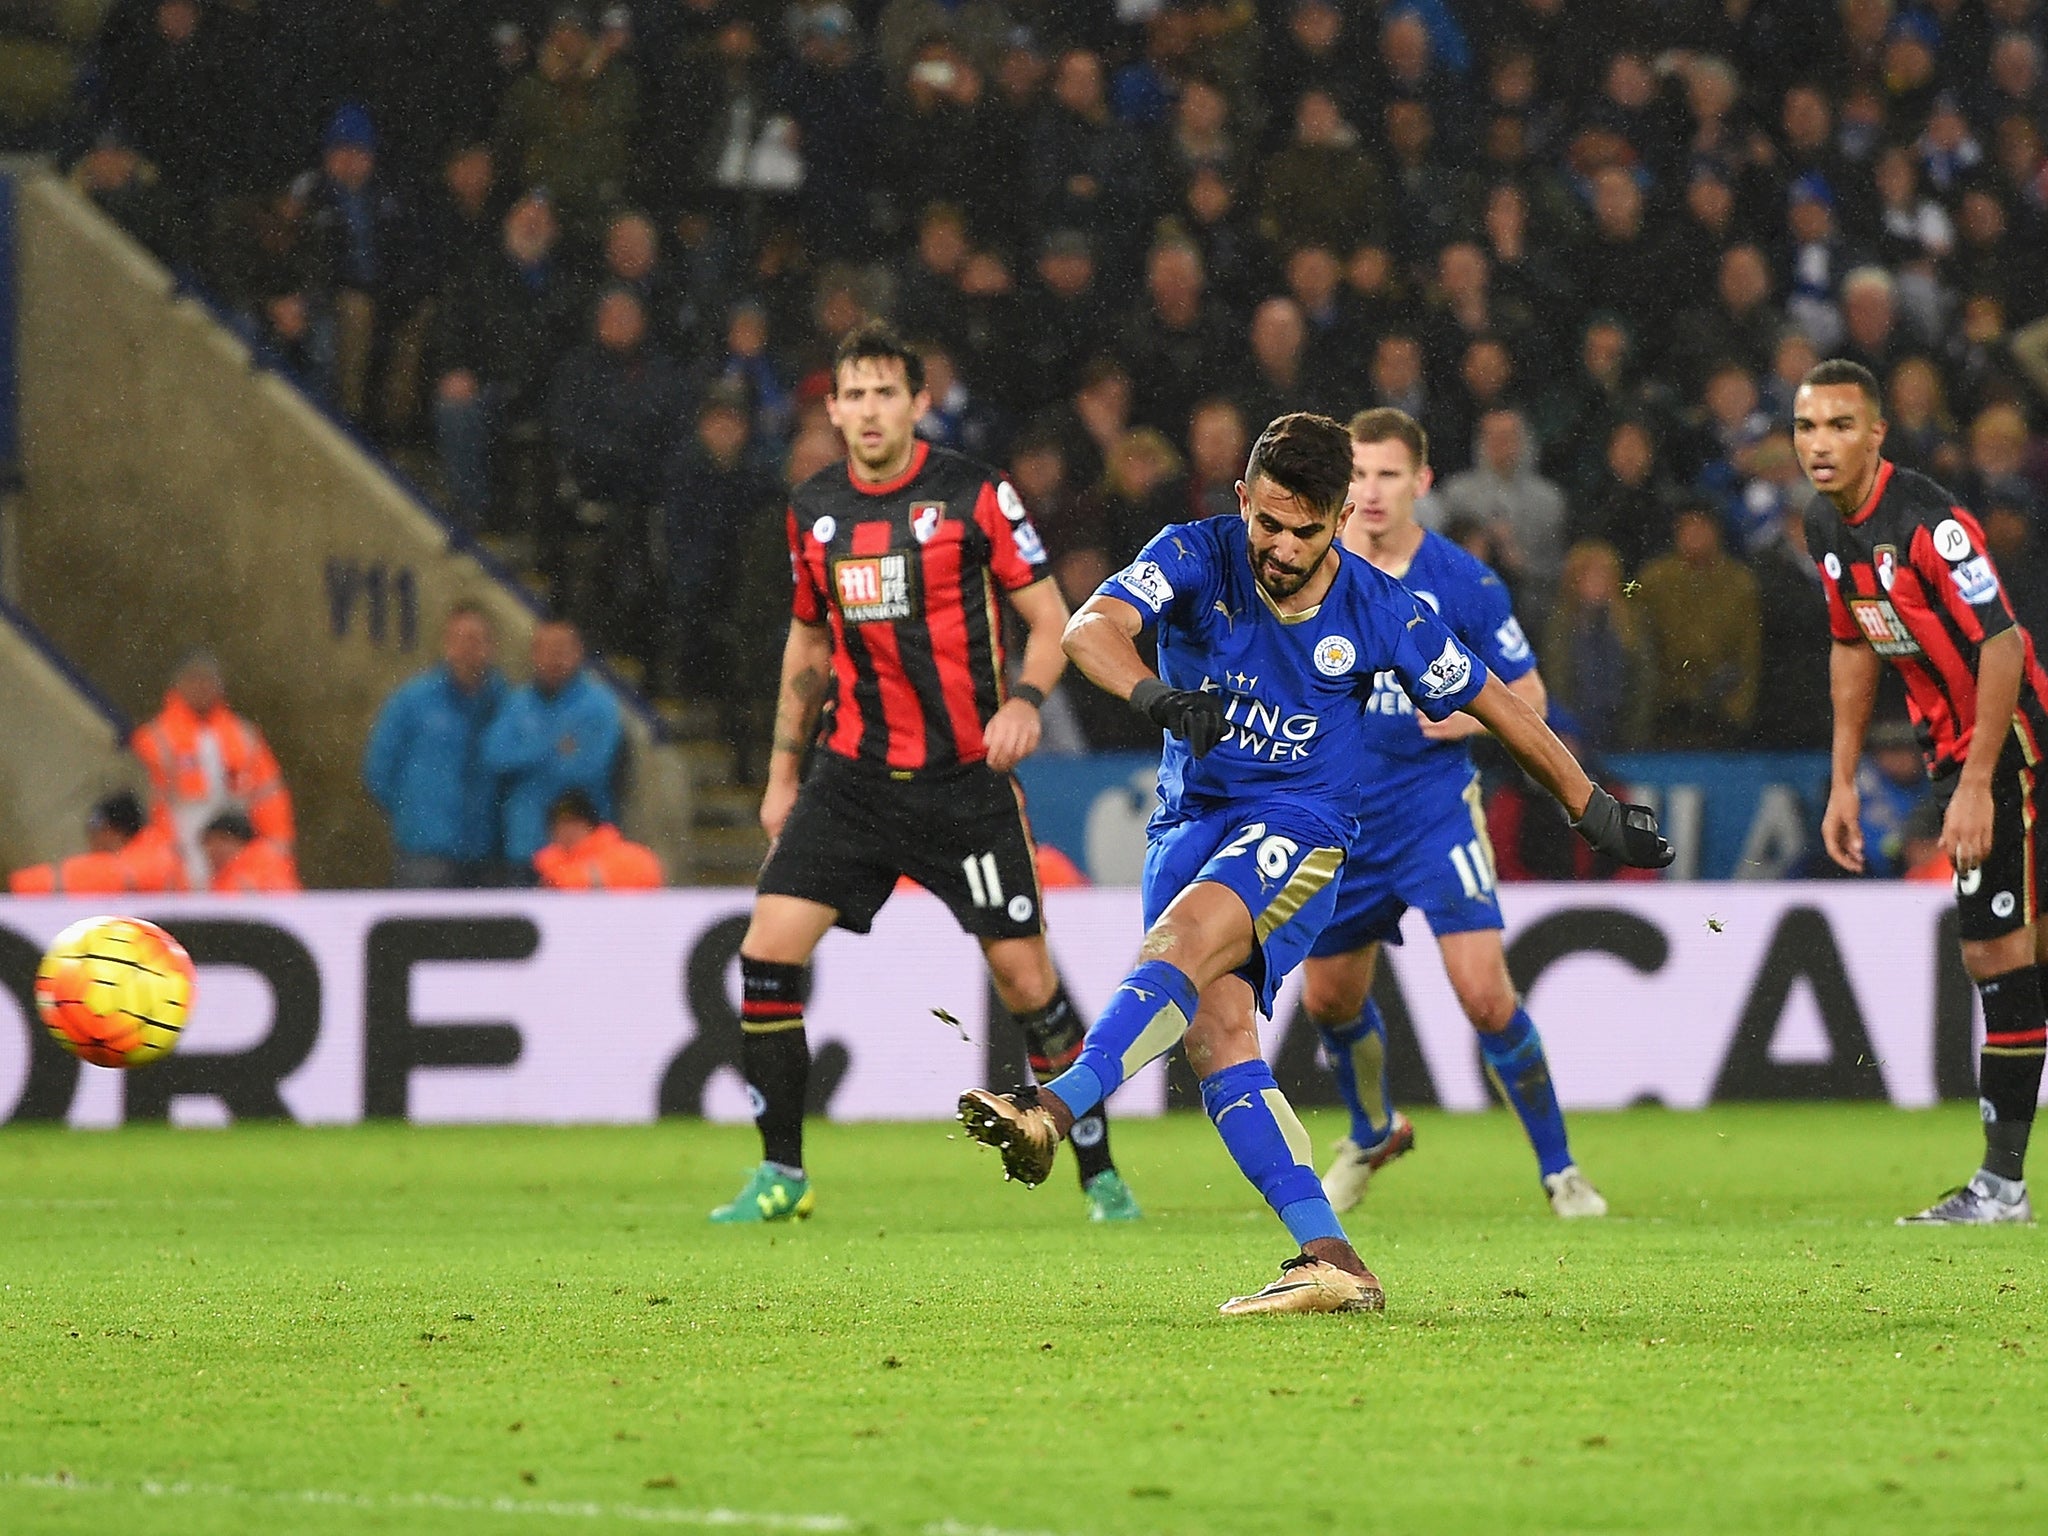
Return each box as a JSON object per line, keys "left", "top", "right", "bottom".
{"left": 482, "top": 617, "right": 623, "bottom": 874}
{"left": 364, "top": 600, "right": 509, "bottom": 887}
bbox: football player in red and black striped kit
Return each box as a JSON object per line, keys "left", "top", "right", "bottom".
{"left": 708, "top": 322, "right": 1142, "bottom": 1225}
{"left": 1797, "top": 358, "right": 2046, "bottom": 1223}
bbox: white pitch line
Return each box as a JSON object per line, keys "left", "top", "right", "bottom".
{"left": 0, "top": 1472, "right": 853, "bottom": 1531}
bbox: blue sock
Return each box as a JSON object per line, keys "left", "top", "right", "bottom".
{"left": 1478, "top": 1008, "right": 1573, "bottom": 1178}
{"left": 1043, "top": 960, "right": 1200, "bottom": 1120}
{"left": 1318, "top": 1000, "right": 1394, "bottom": 1148}
{"left": 1201, "top": 1060, "right": 1345, "bottom": 1248}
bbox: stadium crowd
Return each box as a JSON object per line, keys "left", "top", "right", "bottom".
{"left": 7, "top": 0, "right": 2048, "bottom": 882}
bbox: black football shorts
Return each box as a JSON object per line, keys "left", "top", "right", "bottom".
{"left": 1943, "top": 731, "right": 2045, "bottom": 942}
{"left": 757, "top": 753, "right": 1046, "bottom": 940}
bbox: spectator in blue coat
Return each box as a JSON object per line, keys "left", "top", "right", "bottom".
{"left": 364, "top": 601, "right": 508, "bottom": 888}
{"left": 482, "top": 618, "right": 623, "bottom": 872}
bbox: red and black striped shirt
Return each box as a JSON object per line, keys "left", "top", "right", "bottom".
{"left": 1807, "top": 459, "right": 2048, "bottom": 776}
{"left": 788, "top": 440, "right": 1050, "bottom": 773}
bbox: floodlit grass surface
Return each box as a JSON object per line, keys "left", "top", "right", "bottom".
{"left": 0, "top": 1106, "right": 2042, "bottom": 1536}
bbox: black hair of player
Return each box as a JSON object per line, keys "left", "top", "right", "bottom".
{"left": 832, "top": 321, "right": 925, "bottom": 396}
{"left": 549, "top": 787, "right": 603, "bottom": 829}
{"left": 1799, "top": 358, "right": 1883, "bottom": 417}
{"left": 1348, "top": 406, "right": 1430, "bottom": 470}
{"left": 1244, "top": 412, "right": 1352, "bottom": 518}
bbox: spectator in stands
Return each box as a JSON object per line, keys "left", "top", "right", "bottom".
{"left": 1085, "top": 426, "right": 1187, "bottom": 569}
{"left": 914, "top": 338, "right": 1006, "bottom": 462}
{"left": 547, "top": 287, "right": 687, "bottom": 658}
{"left": 1381, "top": 98, "right": 1475, "bottom": 264}
{"left": 362, "top": 600, "right": 508, "bottom": 889}
{"left": 430, "top": 190, "right": 591, "bottom": 533}
{"left": 533, "top": 789, "right": 662, "bottom": 889}
{"left": 1540, "top": 542, "right": 1654, "bottom": 754}
{"left": 1119, "top": 237, "right": 1232, "bottom": 437}
{"left": 1017, "top": 228, "right": 1104, "bottom": 408}
{"left": 290, "top": 104, "right": 429, "bottom": 433}
{"left": 202, "top": 811, "right": 301, "bottom": 893}
{"left": 1871, "top": 144, "right": 1955, "bottom": 340}
{"left": 661, "top": 382, "right": 782, "bottom": 697}
{"left": 1882, "top": 356, "right": 1965, "bottom": 481}
{"left": 10, "top": 792, "right": 185, "bottom": 896}
{"left": 1634, "top": 503, "right": 1762, "bottom": 749}
{"left": 1782, "top": 174, "right": 1848, "bottom": 352}
{"left": 1668, "top": 245, "right": 1781, "bottom": 400}
{"left": 1229, "top": 297, "right": 1311, "bottom": 434}
{"left": 1186, "top": 398, "right": 1248, "bottom": 521}
{"left": 133, "top": 651, "right": 294, "bottom": 892}
{"left": 492, "top": 7, "right": 638, "bottom": 235}
{"left": 1856, "top": 720, "right": 1935, "bottom": 879}
{"left": 1031, "top": 47, "right": 1153, "bottom": 287}
{"left": 1005, "top": 427, "right": 1095, "bottom": 604}
{"left": 776, "top": 3, "right": 883, "bottom": 258}
{"left": 1749, "top": 501, "right": 1834, "bottom": 751}
{"left": 1049, "top": 355, "right": 1132, "bottom": 493}
{"left": 68, "top": 129, "right": 187, "bottom": 269}
{"left": 1838, "top": 267, "right": 1907, "bottom": 382}
{"left": 1579, "top": 167, "right": 1663, "bottom": 347}
{"left": 1436, "top": 407, "right": 1567, "bottom": 619}
{"left": 1567, "top": 418, "right": 1675, "bottom": 577}
{"left": 483, "top": 619, "right": 623, "bottom": 874}
{"left": 1258, "top": 88, "right": 1387, "bottom": 257}
{"left": 417, "top": 144, "right": 503, "bottom": 303}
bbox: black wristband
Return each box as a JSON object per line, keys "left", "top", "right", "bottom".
{"left": 1128, "top": 677, "right": 1171, "bottom": 719}
{"left": 1010, "top": 682, "right": 1046, "bottom": 709}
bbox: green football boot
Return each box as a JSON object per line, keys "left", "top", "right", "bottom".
{"left": 709, "top": 1163, "right": 815, "bottom": 1224}
{"left": 1083, "top": 1168, "right": 1143, "bottom": 1222}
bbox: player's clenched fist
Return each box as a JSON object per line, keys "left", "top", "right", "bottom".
{"left": 1570, "top": 787, "right": 1676, "bottom": 869}
{"left": 1129, "top": 678, "right": 1229, "bottom": 757}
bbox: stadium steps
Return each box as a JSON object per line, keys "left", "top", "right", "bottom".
{"left": 5, "top": 165, "right": 696, "bottom": 886}
{"left": 672, "top": 736, "right": 767, "bottom": 886}
{"left": 0, "top": 594, "right": 145, "bottom": 872}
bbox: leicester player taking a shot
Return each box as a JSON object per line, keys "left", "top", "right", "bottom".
{"left": 715, "top": 323, "right": 1141, "bottom": 1225}
{"left": 1303, "top": 408, "right": 1608, "bottom": 1219}
{"left": 958, "top": 414, "right": 1672, "bottom": 1313}
{"left": 1797, "top": 358, "right": 2048, "bottom": 1224}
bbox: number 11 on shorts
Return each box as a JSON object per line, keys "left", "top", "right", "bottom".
{"left": 963, "top": 852, "right": 1004, "bottom": 908}
{"left": 1449, "top": 838, "right": 1495, "bottom": 899}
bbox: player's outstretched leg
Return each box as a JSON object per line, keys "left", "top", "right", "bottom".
{"left": 1476, "top": 1007, "right": 1606, "bottom": 1218}
{"left": 959, "top": 957, "right": 1200, "bottom": 1185}
{"left": 1903, "top": 964, "right": 2041, "bottom": 1224}
{"left": 1201, "top": 1058, "right": 1384, "bottom": 1315}
{"left": 711, "top": 957, "right": 816, "bottom": 1223}
{"left": 1018, "top": 986, "right": 1141, "bottom": 1222}
{"left": 1316, "top": 999, "right": 1415, "bottom": 1212}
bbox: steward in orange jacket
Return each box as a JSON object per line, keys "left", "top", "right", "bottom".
{"left": 202, "top": 812, "right": 302, "bottom": 893}
{"left": 534, "top": 790, "right": 662, "bottom": 889}
{"left": 9, "top": 792, "right": 188, "bottom": 895}
{"left": 132, "top": 653, "right": 295, "bottom": 888}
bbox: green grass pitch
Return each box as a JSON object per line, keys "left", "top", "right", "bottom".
{"left": 0, "top": 1104, "right": 2042, "bottom": 1536}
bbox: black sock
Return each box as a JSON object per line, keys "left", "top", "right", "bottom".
{"left": 1018, "top": 985, "right": 1115, "bottom": 1186}
{"left": 740, "top": 958, "right": 811, "bottom": 1172}
{"left": 1975, "top": 966, "right": 2045, "bottom": 1183}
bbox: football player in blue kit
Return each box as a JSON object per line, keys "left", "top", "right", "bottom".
{"left": 957, "top": 414, "right": 1672, "bottom": 1315}
{"left": 1304, "top": 408, "right": 1608, "bottom": 1220}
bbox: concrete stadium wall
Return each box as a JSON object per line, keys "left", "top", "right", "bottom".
{"left": 10, "top": 171, "right": 688, "bottom": 886}
{"left": 0, "top": 599, "right": 142, "bottom": 871}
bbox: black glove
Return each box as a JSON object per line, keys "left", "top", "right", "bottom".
{"left": 1571, "top": 786, "right": 1675, "bottom": 869}
{"left": 1129, "top": 677, "right": 1228, "bottom": 758}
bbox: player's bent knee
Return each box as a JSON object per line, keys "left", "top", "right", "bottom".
{"left": 1301, "top": 966, "right": 1368, "bottom": 1027}
{"left": 742, "top": 895, "right": 837, "bottom": 966}
{"left": 1962, "top": 928, "right": 2036, "bottom": 982}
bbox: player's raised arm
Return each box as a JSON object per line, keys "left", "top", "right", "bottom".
{"left": 759, "top": 617, "right": 834, "bottom": 840}
{"left": 1063, "top": 593, "right": 1228, "bottom": 756}
{"left": 1464, "top": 675, "right": 1674, "bottom": 869}
{"left": 984, "top": 578, "right": 1069, "bottom": 773}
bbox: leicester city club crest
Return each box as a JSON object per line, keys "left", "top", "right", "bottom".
{"left": 1313, "top": 634, "right": 1357, "bottom": 677}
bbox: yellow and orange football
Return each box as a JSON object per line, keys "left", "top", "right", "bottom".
{"left": 35, "top": 916, "right": 195, "bottom": 1069}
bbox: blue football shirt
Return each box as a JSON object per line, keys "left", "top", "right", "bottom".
{"left": 1098, "top": 516, "right": 1489, "bottom": 847}
{"left": 1356, "top": 529, "right": 1536, "bottom": 799}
